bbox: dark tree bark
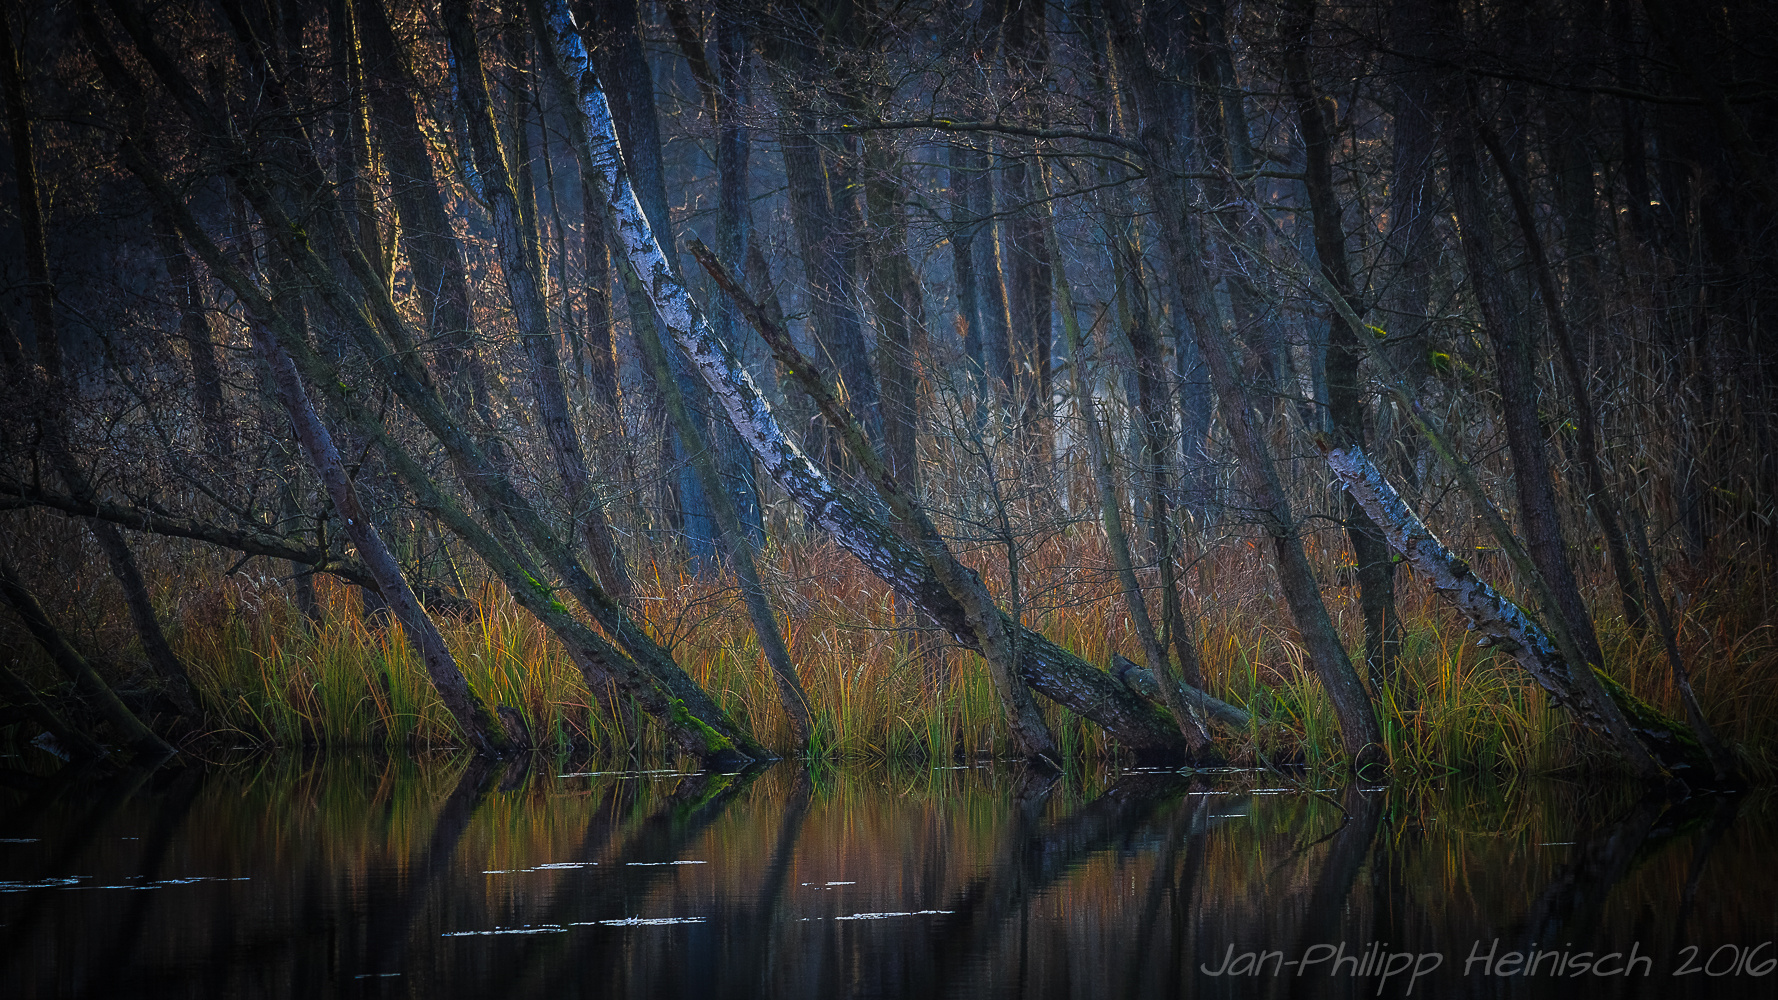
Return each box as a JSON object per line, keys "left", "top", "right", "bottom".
{"left": 995, "top": 0, "right": 1052, "bottom": 447}
{"left": 86, "top": 0, "right": 764, "bottom": 764}
{"left": 948, "top": 142, "right": 987, "bottom": 391}
{"left": 249, "top": 307, "right": 508, "bottom": 755}
{"left": 1476, "top": 115, "right": 1647, "bottom": 632}
{"left": 1, "top": 26, "right": 199, "bottom": 720}
{"left": 1280, "top": 0, "right": 1402, "bottom": 698}
{"left": 1117, "top": 237, "right": 1203, "bottom": 694}
{"left": 1377, "top": 0, "right": 1440, "bottom": 498}
{"left": 780, "top": 130, "right": 884, "bottom": 451}
{"left": 354, "top": 0, "right": 496, "bottom": 424}
{"left": 864, "top": 136, "right": 924, "bottom": 487}
{"left": 444, "top": 0, "right": 634, "bottom": 600}
{"left": 1440, "top": 97, "right": 1609, "bottom": 678}
{"left": 971, "top": 147, "right": 1016, "bottom": 402}
{"left": 1045, "top": 167, "right": 1216, "bottom": 752}
{"left": 0, "top": 555, "right": 174, "bottom": 758}
{"left": 149, "top": 211, "right": 231, "bottom": 462}
{"left": 1101, "top": 0, "right": 1385, "bottom": 771}
{"left": 579, "top": 172, "right": 622, "bottom": 408}
{"left": 0, "top": 482, "right": 379, "bottom": 592}
{"left": 710, "top": 7, "right": 765, "bottom": 546}
{"left": 1421, "top": 6, "right": 1660, "bottom": 779}
{"left": 330, "top": 0, "right": 387, "bottom": 294}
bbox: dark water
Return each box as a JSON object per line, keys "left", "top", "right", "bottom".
{"left": 1, "top": 755, "right": 1773, "bottom": 999}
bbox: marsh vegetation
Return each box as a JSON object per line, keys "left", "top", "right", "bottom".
{"left": 1, "top": 0, "right": 1776, "bottom": 781}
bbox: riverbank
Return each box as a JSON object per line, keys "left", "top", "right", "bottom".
{"left": 8, "top": 529, "right": 1770, "bottom": 777}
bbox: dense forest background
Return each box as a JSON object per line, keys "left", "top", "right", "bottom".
{"left": 1, "top": 0, "right": 1774, "bottom": 779}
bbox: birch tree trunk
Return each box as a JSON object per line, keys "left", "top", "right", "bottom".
{"left": 1431, "top": 10, "right": 1612, "bottom": 688}
{"left": 442, "top": 0, "right": 632, "bottom": 601}
{"left": 582, "top": 0, "right": 720, "bottom": 565}
{"left": 624, "top": 247, "right": 816, "bottom": 748}
{"left": 548, "top": 9, "right": 1185, "bottom": 756}
{"left": 1323, "top": 444, "right": 1711, "bottom": 776}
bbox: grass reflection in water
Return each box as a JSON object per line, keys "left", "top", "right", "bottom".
{"left": 0, "top": 754, "right": 1772, "bottom": 999}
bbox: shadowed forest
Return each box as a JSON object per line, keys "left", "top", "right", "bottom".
{"left": 2, "top": 0, "right": 1776, "bottom": 782}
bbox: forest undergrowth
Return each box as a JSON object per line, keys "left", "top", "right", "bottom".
{"left": 10, "top": 505, "right": 1769, "bottom": 778}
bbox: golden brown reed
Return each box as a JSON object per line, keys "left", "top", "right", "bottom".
{"left": 2, "top": 501, "right": 1772, "bottom": 774}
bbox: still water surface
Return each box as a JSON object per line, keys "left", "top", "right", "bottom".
{"left": 1, "top": 755, "right": 1773, "bottom": 998}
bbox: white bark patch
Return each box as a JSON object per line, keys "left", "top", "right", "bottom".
{"left": 1324, "top": 445, "right": 1607, "bottom": 722}
{"left": 556, "top": 30, "right": 946, "bottom": 616}
{"left": 543, "top": 15, "right": 1182, "bottom": 749}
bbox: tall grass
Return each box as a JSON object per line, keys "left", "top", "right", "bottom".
{"left": 3, "top": 495, "right": 1772, "bottom": 774}
{"left": 39, "top": 519, "right": 1735, "bottom": 776}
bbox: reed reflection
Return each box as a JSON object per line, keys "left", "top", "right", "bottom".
{"left": 0, "top": 758, "right": 1767, "bottom": 1000}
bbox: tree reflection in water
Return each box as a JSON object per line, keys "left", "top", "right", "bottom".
{"left": 0, "top": 758, "right": 1769, "bottom": 999}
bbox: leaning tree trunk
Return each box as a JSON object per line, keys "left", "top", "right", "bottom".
{"left": 442, "top": 0, "right": 633, "bottom": 600}
{"left": 1438, "top": 98, "right": 1666, "bottom": 781}
{"left": 356, "top": 0, "right": 499, "bottom": 433}
{"left": 533, "top": 0, "right": 806, "bottom": 746}
{"left": 1322, "top": 444, "right": 1711, "bottom": 777}
{"left": 85, "top": 0, "right": 765, "bottom": 764}
{"left": 1043, "top": 165, "right": 1216, "bottom": 752}
{"left": 0, "top": 553, "right": 173, "bottom": 758}
{"left": 0, "top": 34, "right": 199, "bottom": 721}
{"left": 624, "top": 253, "right": 816, "bottom": 748}
{"left": 583, "top": 0, "right": 722, "bottom": 566}
{"left": 1101, "top": 0, "right": 1385, "bottom": 770}
{"left": 550, "top": 10, "right": 1197, "bottom": 759}
{"left": 1473, "top": 116, "right": 1646, "bottom": 632}
{"left": 1432, "top": 6, "right": 1611, "bottom": 687}
{"left": 250, "top": 312, "right": 508, "bottom": 756}
{"left": 133, "top": 161, "right": 759, "bottom": 766}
